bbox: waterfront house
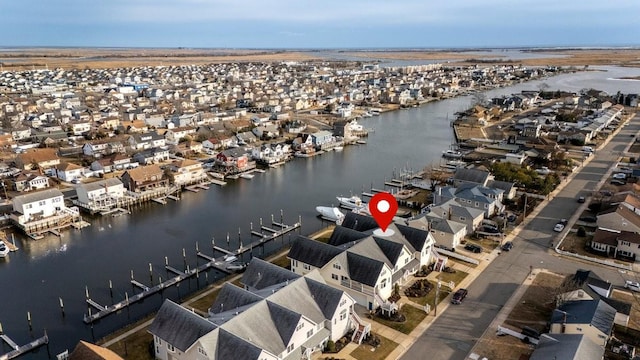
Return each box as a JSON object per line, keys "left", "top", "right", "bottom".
{"left": 452, "top": 168, "right": 494, "bottom": 188}
{"left": 90, "top": 153, "right": 134, "bottom": 174}
{"left": 55, "top": 162, "right": 85, "bottom": 183}
{"left": 167, "top": 159, "right": 206, "bottom": 186}
{"left": 75, "top": 178, "right": 126, "bottom": 213}
{"left": 11, "top": 188, "right": 78, "bottom": 234}
{"left": 120, "top": 164, "right": 167, "bottom": 192}
{"left": 310, "top": 131, "right": 334, "bottom": 148}
{"left": 67, "top": 340, "right": 124, "bottom": 359}
{"left": 150, "top": 258, "right": 365, "bottom": 360}
{"left": 250, "top": 143, "right": 291, "bottom": 165}
{"left": 132, "top": 147, "right": 170, "bottom": 165}
{"left": 216, "top": 148, "right": 252, "bottom": 173}
{"left": 15, "top": 148, "right": 61, "bottom": 170}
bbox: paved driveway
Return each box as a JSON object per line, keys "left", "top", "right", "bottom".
{"left": 400, "top": 114, "right": 640, "bottom": 360}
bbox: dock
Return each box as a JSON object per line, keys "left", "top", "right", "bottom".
{"left": 184, "top": 186, "right": 200, "bottom": 192}
{"left": 209, "top": 179, "right": 227, "bottom": 186}
{"left": 1, "top": 235, "right": 18, "bottom": 252}
{"left": 82, "top": 218, "right": 301, "bottom": 324}
{"left": 0, "top": 333, "right": 48, "bottom": 360}
{"left": 151, "top": 197, "right": 167, "bottom": 205}
{"left": 166, "top": 195, "right": 180, "bottom": 201}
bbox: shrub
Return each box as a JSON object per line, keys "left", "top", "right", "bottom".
{"left": 577, "top": 226, "right": 586, "bottom": 237}
{"left": 325, "top": 340, "right": 336, "bottom": 353}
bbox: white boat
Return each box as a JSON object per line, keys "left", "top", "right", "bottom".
{"left": 442, "top": 150, "right": 462, "bottom": 159}
{"left": 316, "top": 206, "right": 345, "bottom": 222}
{"left": 362, "top": 112, "right": 373, "bottom": 118}
{"left": 226, "top": 262, "right": 247, "bottom": 272}
{"left": 337, "top": 196, "right": 365, "bottom": 210}
{"left": 240, "top": 173, "right": 255, "bottom": 179}
{"left": 0, "top": 243, "right": 9, "bottom": 257}
{"left": 334, "top": 146, "right": 344, "bottom": 151}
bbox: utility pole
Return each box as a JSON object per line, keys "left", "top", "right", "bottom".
{"left": 434, "top": 280, "right": 441, "bottom": 316}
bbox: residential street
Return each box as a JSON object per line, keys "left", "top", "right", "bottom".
{"left": 400, "top": 114, "right": 640, "bottom": 360}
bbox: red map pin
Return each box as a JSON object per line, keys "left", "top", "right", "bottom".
{"left": 369, "top": 192, "right": 398, "bottom": 232}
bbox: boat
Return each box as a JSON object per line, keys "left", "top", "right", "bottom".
{"left": 337, "top": 196, "right": 365, "bottom": 210}
{"left": 240, "top": 173, "right": 255, "bottom": 179}
{"left": 226, "top": 262, "right": 247, "bottom": 272}
{"left": 334, "top": 146, "right": 344, "bottom": 152}
{"left": 0, "top": 243, "right": 9, "bottom": 258}
{"left": 316, "top": 206, "right": 345, "bottom": 222}
{"left": 362, "top": 112, "right": 373, "bottom": 118}
{"left": 442, "top": 150, "right": 463, "bottom": 159}
{"left": 356, "top": 140, "right": 367, "bottom": 145}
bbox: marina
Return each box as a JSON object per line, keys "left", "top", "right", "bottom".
{"left": 0, "top": 331, "right": 49, "bottom": 360}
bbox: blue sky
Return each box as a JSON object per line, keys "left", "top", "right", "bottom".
{"left": 2, "top": 0, "right": 639, "bottom": 48}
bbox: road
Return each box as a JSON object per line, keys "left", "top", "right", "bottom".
{"left": 401, "top": 113, "right": 640, "bottom": 360}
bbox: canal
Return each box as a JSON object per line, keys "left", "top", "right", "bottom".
{"left": 0, "top": 65, "right": 639, "bottom": 358}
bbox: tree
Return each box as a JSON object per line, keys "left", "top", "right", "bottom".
{"left": 422, "top": 164, "right": 449, "bottom": 191}
{"left": 577, "top": 226, "right": 586, "bottom": 237}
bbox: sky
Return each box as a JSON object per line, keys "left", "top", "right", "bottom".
{"left": 1, "top": 0, "right": 639, "bottom": 49}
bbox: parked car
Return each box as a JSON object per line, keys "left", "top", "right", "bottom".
{"left": 482, "top": 225, "right": 500, "bottom": 234}
{"left": 611, "top": 179, "right": 627, "bottom": 186}
{"left": 625, "top": 280, "right": 640, "bottom": 292}
{"left": 553, "top": 223, "right": 565, "bottom": 232}
{"left": 577, "top": 196, "right": 585, "bottom": 203}
{"left": 464, "top": 244, "right": 483, "bottom": 253}
{"left": 560, "top": 219, "right": 568, "bottom": 225}
{"left": 579, "top": 216, "right": 597, "bottom": 223}
{"left": 612, "top": 173, "right": 627, "bottom": 180}
{"left": 501, "top": 242, "right": 513, "bottom": 251}
{"left": 451, "top": 288, "right": 468, "bottom": 304}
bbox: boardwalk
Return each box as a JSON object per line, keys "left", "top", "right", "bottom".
{"left": 0, "top": 333, "right": 48, "bottom": 360}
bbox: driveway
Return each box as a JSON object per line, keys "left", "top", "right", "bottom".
{"left": 400, "top": 114, "right": 640, "bottom": 360}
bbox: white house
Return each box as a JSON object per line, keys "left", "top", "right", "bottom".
{"left": 167, "top": 159, "right": 207, "bottom": 186}
{"left": 164, "top": 126, "right": 197, "bottom": 145}
{"left": 55, "top": 162, "right": 85, "bottom": 183}
{"left": 75, "top": 178, "right": 126, "bottom": 213}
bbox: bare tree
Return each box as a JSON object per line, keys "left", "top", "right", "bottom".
{"left": 422, "top": 164, "right": 449, "bottom": 191}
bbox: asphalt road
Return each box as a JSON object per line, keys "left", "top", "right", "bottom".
{"left": 401, "top": 114, "right": 640, "bottom": 360}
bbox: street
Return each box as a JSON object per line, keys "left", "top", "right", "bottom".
{"left": 401, "top": 114, "right": 640, "bottom": 360}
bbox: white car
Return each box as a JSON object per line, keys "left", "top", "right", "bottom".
{"left": 625, "top": 280, "right": 640, "bottom": 292}
{"left": 612, "top": 173, "right": 627, "bottom": 180}
{"left": 553, "top": 223, "right": 565, "bottom": 232}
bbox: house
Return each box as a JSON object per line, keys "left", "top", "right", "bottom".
{"left": 424, "top": 199, "right": 485, "bottom": 234}
{"left": 55, "top": 162, "right": 85, "bottom": 183}
{"left": 407, "top": 215, "right": 467, "bottom": 251}
{"left": 149, "top": 258, "right": 364, "bottom": 360}
{"left": 69, "top": 121, "right": 92, "bottom": 135}
{"left": 120, "top": 164, "right": 167, "bottom": 192}
{"left": 68, "top": 340, "right": 124, "bottom": 360}
{"left": 75, "top": 178, "right": 126, "bottom": 212}
{"left": 203, "top": 135, "right": 234, "bottom": 152}
{"left": 132, "top": 147, "right": 170, "bottom": 165}
{"left": 15, "top": 148, "right": 61, "bottom": 170}
{"left": 452, "top": 168, "right": 494, "bottom": 187}
{"left": 167, "top": 159, "right": 206, "bottom": 186}
{"left": 11, "top": 171, "right": 50, "bottom": 192}
{"left": 549, "top": 299, "right": 616, "bottom": 346}
{"left": 589, "top": 227, "right": 640, "bottom": 262}
{"left": 216, "top": 148, "right": 252, "bottom": 173}
{"left": 90, "top": 153, "right": 134, "bottom": 173}
{"left": 433, "top": 183, "right": 505, "bottom": 217}
{"left": 11, "top": 127, "right": 32, "bottom": 141}
{"left": 487, "top": 179, "right": 517, "bottom": 200}
{"left": 530, "top": 334, "right": 604, "bottom": 360}
{"left": 310, "top": 131, "right": 334, "bottom": 148}
{"left": 164, "top": 126, "right": 196, "bottom": 145}
{"left": 82, "top": 139, "right": 126, "bottom": 157}
{"left": 596, "top": 206, "right": 640, "bottom": 234}
{"left": 251, "top": 143, "right": 291, "bottom": 165}
{"left": 128, "top": 131, "right": 166, "bottom": 150}
{"left": 11, "top": 189, "right": 74, "bottom": 233}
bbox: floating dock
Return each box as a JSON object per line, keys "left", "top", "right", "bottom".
{"left": 82, "top": 219, "right": 301, "bottom": 324}
{"left": 0, "top": 235, "right": 18, "bottom": 252}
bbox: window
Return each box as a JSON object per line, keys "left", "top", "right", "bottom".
{"left": 459, "top": 217, "right": 466, "bottom": 221}
{"left": 475, "top": 202, "right": 479, "bottom": 206}
{"left": 26, "top": 204, "right": 33, "bottom": 209}
{"left": 198, "top": 347, "right": 207, "bottom": 356}
{"left": 167, "top": 344, "right": 175, "bottom": 352}
{"left": 333, "top": 263, "right": 341, "bottom": 270}
{"left": 341, "top": 275, "right": 348, "bottom": 281}
{"left": 287, "top": 343, "right": 294, "bottom": 353}
{"left": 331, "top": 273, "right": 339, "bottom": 280}
{"left": 296, "top": 323, "right": 304, "bottom": 331}
{"left": 340, "top": 310, "right": 347, "bottom": 320}
{"left": 307, "top": 329, "right": 313, "bottom": 338}
{"left": 621, "top": 241, "right": 631, "bottom": 247}
{"left": 39, "top": 201, "right": 46, "bottom": 206}
{"left": 292, "top": 260, "right": 298, "bottom": 267}
{"left": 303, "top": 264, "right": 311, "bottom": 270}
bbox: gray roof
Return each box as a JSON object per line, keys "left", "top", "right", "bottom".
{"left": 530, "top": 334, "right": 604, "bottom": 360}
{"left": 395, "top": 223, "right": 430, "bottom": 252}
{"left": 346, "top": 252, "right": 384, "bottom": 287}
{"left": 453, "top": 168, "right": 491, "bottom": 184}
{"left": 77, "top": 178, "right": 123, "bottom": 192}
{"left": 241, "top": 258, "right": 300, "bottom": 291}
{"left": 327, "top": 225, "right": 369, "bottom": 247}
{"left": 304, "top": 277, "right": 344, "bottom": 319}
{"left": 216, "top": 329, "right": 263, "bottom": 360}
{"left": 288, "top": 235, "right": 342, "bottom": 268}
{"left": 148, "top": 300, "right": 216, "bottom": 352}
{"left": 13, "top": 188, "right": 63, "bottom": 204}
{"left": 427, "top": 217, "right": 466, "bottom": 234}
{"left": 340, "top": 212, "right": 379, "bottom": 232}
{"left": 551, "top": 299, "right": 616, "bottom": 336}
{"left": 210, "top": 283, "right": 262, "bottom": 315}
{"left": 571, "top": 269, "right": 611, "bottom": 294}
{"left": 487, "top": 179, "right": 516, "bottom": 193}
{"left": 373, "top": 236, "right": 403, "bottom": 265}
{"left": 267, "top": 301, "right": 301, "bottom": 346}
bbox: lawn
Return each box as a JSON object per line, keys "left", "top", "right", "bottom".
{"left": 350, "top": 333, "right": 398, "bottom": 360}
{"left": 407, "top": 271, "right": 468, "bottom": 307}
{"left": 106, "top": 324, "right": 154, "bottom": 360}
{"left": 371, "top": 303, "right": 427, "bottom": 334}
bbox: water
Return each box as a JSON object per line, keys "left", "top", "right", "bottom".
{"left": 0, "top": 67, "right": 638, "bottom": 358}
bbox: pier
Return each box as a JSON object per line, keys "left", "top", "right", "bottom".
{"left": 82, "top": 217, "right": 301, "bottom": 324}
{"left": 0, "top": 234, "right": 18, "bottom": 252}
{"left": 0, "top": 331, "right": 48, "bottom": 360}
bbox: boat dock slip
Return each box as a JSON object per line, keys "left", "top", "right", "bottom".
{"left": 184, "top": 186, "right": 200, "bottom": 192}
{"left": 196, "top": 183, "right": 210, "bottom": 190}
{"left": 151, "top": 197, "right": 167, "bottom": 205}
{"left": 0, "top": 333, "right": 48, "bottom": 360}
{"left": 166, "top": 195, "right": 180, "bottom": 201}
{"left": 209, "top": 179, "right": 227, "bottom": 186}
{"left": 82, "top": 218, "right": 301, "bottom": 324}
{"left": 1, "top": 236, "right": 18, "bottom": 252}
{"left": 261, "top": 226, "right": 278, "bottom": 233}
{"left": 361, "top": 192, "right": 375, "bottom": 197}
{"left": 384, "top": 181, "right": 402, "bottom": 187}
{"left": 370, "top": 188, "right": 385, "bottom": 193}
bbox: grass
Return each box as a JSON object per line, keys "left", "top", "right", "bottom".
{"left": 464, "top": 237, "right": 501, "bottom": 251}
{"left": 504, "top": 272, "right": 564, "bottom": 333}
{"left": 106, "top": 325, "right": 154, "bottom": 360}
{"left": 350, "top": 333, "right": 398, "bottom": 360}
{"left": 371, "top": 303, "right": 427, "bottom": 334}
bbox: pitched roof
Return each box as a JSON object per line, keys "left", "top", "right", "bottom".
{"left": 346, "top": 252, "right": 384, "bottom": 287}
{"left": 570, "top": 269, "right": 612, "bottom": 294}
{"left": 122, "top": 164, "right": 163, "bottom": 182}
{"left": 453, "top": 168, "right": 491, "bottom": 184}
{"left": 215, "top": 329, "right": 264, "bottom": 360}
{"left": 288, "top": 235, "right": 342, "bottom": 268}
{"left": 340, "top": 212, "right": 379, "bottom": 232}
{"left": 13, "top": 188, "right": 63, "bottom": 204}
{"left": 530, "top": 334, "right": 604, "bottom": 360}
{"left": 78, "top": 178, "right": 123, "bottom": 192}
{"left": 69, "top": 341, "right": 124, "bottom": 360}
{"left": 17, "top": 148, "right": 59, "bottom": 164}
{"left": 327, "top": 225, "right": 369, "bottom": 247}
{"left": 149, "top": 300, "right": 217, "bottom": 352}
{"left": 395, "top": 223, "right": 431, "bottom": 252}
{"left": 210, "top": 283, "right": 262, "bottom": 315}
{"left": 241, "top": 257, "right": 300, "bottom": 291}
{"left": 373, "top": 236, "right": 404, "bottom": 265}
{"left": 551, "top": 299, "right": 616, "bottom": 336}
